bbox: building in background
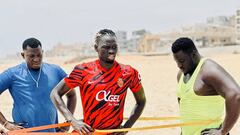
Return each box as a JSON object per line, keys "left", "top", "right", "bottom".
{"left": 45, "top": 42, "right": 95, "bottom": 58}
{"left": 207, "top": 16, "right": 235, "bottom": 27}
{"left": 127, "top": 29, "right": 148, "bottom": 52}
{"left": 115, "top": 31, "right": 128, "bottom": 53}
{"left": 138, "top": 34, "right": 162, "bottom": 53}
{"left": 236, "top": 8, "right": 240, "bottom": 44}
{"left": 42, "top": 8, "right": 240, "bottom": 56}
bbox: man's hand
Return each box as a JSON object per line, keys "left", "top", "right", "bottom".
{"left": 71, "top": 119, "right": 93, "bottom": 135}
{"left": 0, "top": 128, "right": 6, "bottom": 135}
{"left": 4, "top": 121, "right": 24, "bottom": 131}
{"left": 56, "top": 126, "right": 70, "bottom": 132}
{"left": 201, "top": 128, "right": 227, "bottom": 135}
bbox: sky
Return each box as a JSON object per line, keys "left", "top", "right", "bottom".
{"left": 0, "top": 0, "right": 239, "bottom": 58}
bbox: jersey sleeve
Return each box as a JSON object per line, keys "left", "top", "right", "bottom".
{"left": 0, "top": 69, "right": 13, "bottom": 94}
{"left": 56, "top": 65, "right": 67, "bottom": 80}
{"left": 129, "top": 68, "right": 142, "bottom": 93}
{"left": 64, "top": 65, "right": 84, "bottom": 89}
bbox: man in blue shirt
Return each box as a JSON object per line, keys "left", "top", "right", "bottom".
{"left": 0, "top": 38, "right": 76, "bottom": 132}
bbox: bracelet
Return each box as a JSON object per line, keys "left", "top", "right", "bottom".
{"left": 3, "top": 121, "right": 8, "bottom": 127}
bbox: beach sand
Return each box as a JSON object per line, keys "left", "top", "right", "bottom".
{"left": 0, "top": 47, "right": 240, "bottom": 134}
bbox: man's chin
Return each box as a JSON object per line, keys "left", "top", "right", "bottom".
{"left": 106, "top": 59, "right": 115, "bottom": 64}
{"left": 182, "top": 70, "right": 187, "bottom": 75}
{"left": 31, "top": 65, "right": 41, "bottom": 70}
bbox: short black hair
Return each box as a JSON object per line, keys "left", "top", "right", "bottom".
{"left": 171, "top": 37, "right": 197, "bottom": 54}
{"left": 95, "top": 29, "right": 116, "bottom": 45}
{"left": 22, "top": 38, "right": 42, "bottom": 50}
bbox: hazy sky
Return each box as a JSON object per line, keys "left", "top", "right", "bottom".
{"left": 0, "top": 0, "right": 239, "bottom": 58}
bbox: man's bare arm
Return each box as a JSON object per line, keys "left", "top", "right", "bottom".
{"left": 51, "top": 79, "right": 93, "bottom": 134}
{"left": 203, "top": 60, "right": 240, "bottom": 134}
{"left": 123, "top": 87, "right": 146, "bottom": 128}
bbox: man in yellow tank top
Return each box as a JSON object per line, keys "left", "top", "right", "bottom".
{"left": 171, "top": 37, "right": 240, "bottom": 135}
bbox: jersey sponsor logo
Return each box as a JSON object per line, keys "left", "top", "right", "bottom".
{"left": 96, "top": 90, "right": 120, "bottom": 103}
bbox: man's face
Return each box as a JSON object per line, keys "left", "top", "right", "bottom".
{"left": 21, "top": 46, "right": 43, "bottom": 70}
{"left": 96, "top": 35, "right": 118, "bottom": 63}
{"left": 173, "top": 50, "right": 195, "bottom": 75}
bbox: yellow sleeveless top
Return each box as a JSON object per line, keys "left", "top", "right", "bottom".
{"left": 177, "top": 58, "right": 225, "bottom": 135}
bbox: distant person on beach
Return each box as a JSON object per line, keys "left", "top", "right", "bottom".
{"left": 172, "top": 37, "right": 240, "bottom": 135}
{"left": 0, "top": 38, "right": 76, "bottom": 132}
{"left": 51, "top": 29, "right": 146, "bottom": 135}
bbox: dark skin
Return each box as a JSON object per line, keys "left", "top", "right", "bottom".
{"left": 0, "top": 46, "right": 76, "bottom": 132}
{"left": 0, "top": 111, "right": 24, "bottom": 131}
{"left": 0, "top": 126, "right": 6, "bottom": 135}
{"left": 21, "top": 46, "right": 43, "bottom": 70}
{"left": 174, "top": 50, "right": 240, "bottom": 135}
{"left": 51, "top": 34, "right": 146, "bottom": 135}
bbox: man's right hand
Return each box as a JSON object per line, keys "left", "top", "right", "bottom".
{"left": 71, "top": 119, "right": 94, "bottom": 135}
{"left": 4, "top": 121, "right": 24, "bottom": 131}
{"left": 0, "top": 128, "right": 6, "bottom": 135}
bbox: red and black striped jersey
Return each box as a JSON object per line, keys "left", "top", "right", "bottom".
{"left": 64, "top": 60, "right": 142, "bottom": 129}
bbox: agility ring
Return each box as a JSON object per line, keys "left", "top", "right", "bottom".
{"left": 7, "top": 116, "right": 220, "bottom": 134}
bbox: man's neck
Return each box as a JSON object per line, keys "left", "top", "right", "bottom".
{"left": 25, "top": 63, "right": 41, "bottom": 71}
{"left": 184, "top": 56, "right": 201, "bottom": 76}
{"left": 99, "top": 60, "right": 114, "bottom": 71}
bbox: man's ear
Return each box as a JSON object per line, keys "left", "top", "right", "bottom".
{"left": 21, "top": 52, "right": 25, "bottom": 59}
{"left": 191, "top": 50, "right": 197, "bottom": 59}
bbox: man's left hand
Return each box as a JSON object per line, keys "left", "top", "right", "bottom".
{"left": 201, "top": 128, "right": 225, "bottom": 135}
{"left": 56, "top": 126, "right": 70, "bottom": 132}
{"left": 0, "top": 128, "right": 7, "bottom": 135}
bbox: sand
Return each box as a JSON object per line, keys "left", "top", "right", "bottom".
{"left": 0, "top": 47, "right": 240, "bottom": 134}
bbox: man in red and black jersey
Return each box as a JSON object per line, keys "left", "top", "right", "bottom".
{"left": 51, "top": 29, "right": 146, "bottom": 135}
